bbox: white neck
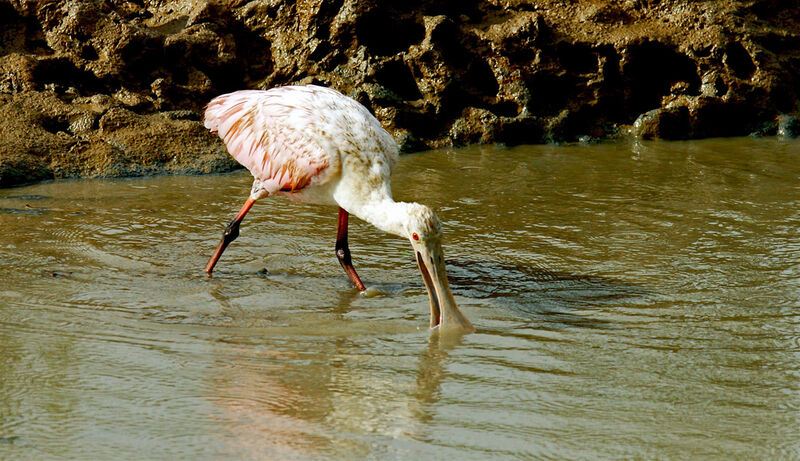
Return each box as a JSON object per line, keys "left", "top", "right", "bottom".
{"left": 333, "top": 183, "right": 412, "bottom": 238}
{"left": 356, "top": 199, "right": 417, "bottom": 237}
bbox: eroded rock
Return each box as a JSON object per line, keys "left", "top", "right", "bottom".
{"left": 777, "top": 115, "right": 800, "bottom": 139}
{"left": 1, "top": 0, "right": 799, "bottom": 186}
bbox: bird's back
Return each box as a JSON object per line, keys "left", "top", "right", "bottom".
{"left": 204, "top": 85, "right": 399, "bottom": 195}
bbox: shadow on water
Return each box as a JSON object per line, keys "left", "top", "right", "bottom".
{"left": 446, "top": 258, "right": 650, "bottom": 330}
{"left": 0, "top": 194, "right": 50, "bottom": 215}
{"left": 3, "top": 195, "right": 49, "bottom": 200}
{"left": 0, "top": 206, "right": 46, "bottom": 215}
{"left": 192, "top": 260, "right": 641, "bottom": 332}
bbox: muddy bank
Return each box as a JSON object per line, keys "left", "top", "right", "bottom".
{"left": 1, "top": 0, "right": 799, "bottom": 187}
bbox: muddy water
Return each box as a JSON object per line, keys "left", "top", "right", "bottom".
{"left": 1, "top": 138, "right": 799, "bottom": 459}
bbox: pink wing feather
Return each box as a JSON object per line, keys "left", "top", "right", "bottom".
{"left": 204, "top": 89, "right": 330, "bottom": 194}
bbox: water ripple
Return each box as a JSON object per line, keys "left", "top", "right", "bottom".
{"left": 2, "top": 140, "right": 800, "bottom": 459}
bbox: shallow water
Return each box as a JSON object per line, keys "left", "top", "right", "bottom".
{"left": 1, "top": 138, "right": 799, "bottom": 459}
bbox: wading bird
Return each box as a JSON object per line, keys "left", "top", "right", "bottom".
{"left": 203, "top": 85, "right": 474, "bottom": 333}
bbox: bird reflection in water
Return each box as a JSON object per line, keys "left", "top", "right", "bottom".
{"left": 202, "top": 324, "right": 463, "bottom": 458}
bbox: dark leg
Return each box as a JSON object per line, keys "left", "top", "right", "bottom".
{"left": 336, "top": 207, "right": 366, "bottom": 291}
{"left": 205, "top": 197, "right": 256, "bottom": 274}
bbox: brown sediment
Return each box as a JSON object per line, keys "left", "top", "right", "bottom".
{"left": 1, "top": 0, "right": 799, "bottom": 188}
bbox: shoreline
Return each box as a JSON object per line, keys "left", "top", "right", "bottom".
{"left": 2, "top": 0, "right": 799, "bottom": 187}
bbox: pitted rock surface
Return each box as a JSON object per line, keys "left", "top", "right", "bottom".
{"left": 1, "top": 0, "right": 798, "bottom": 186}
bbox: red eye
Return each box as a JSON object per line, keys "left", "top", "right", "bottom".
{"left": 412, "top": 233, "right": 419, "bottom": 241}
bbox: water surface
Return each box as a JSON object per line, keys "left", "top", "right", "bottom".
{"left": 1, "top": 138, "right": 799, "bottom": 459}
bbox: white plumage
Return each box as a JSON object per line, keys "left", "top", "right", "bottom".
{"left": 203, "top": 85, "right": 474, "bottom": 333}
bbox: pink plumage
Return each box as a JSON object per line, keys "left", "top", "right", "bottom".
{"left": 204, "top": 88, "right": 328, "bottom": 193}
{"left": 202, "top": 85, "right": 475, "bottom": 333}
{"left": 204, "top": 85, "right": 395, "bottom": 194}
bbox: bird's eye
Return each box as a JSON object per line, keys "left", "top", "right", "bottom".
{"left": 412, "top": 233, "right": 420, "bottom": 241}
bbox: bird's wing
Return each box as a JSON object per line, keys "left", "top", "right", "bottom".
{"left": 204, "top": 89, "right": 332, "bottom": 193}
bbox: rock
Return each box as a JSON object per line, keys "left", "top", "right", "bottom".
{"left": 0, "top": 154, "right": 51, "bottom": 188}
{"left": 689, "top": 96, "right": 758, "bottom": 138}
{"left": 0, "top": 91, "right": 78, "bottom": 186}
{"left": 392, "top": 129, "right": 428, "bottom": 153}
{"left": 777, "top": 115, "right": 800, "bottom": 138}
{"left": 94, "top": 109, "right": 239, "bottom": 176}
{"left": 633, "top": 107, "right": 690, "bottom": 140}
{"left": 1, "top": 0, "right": 800, "bottom": 186}
{"left": 700, "top": 72, "right": 729, "bottom": 98}
{"left": 497, "top": 116, "right": 545, "bottom": 146}
{"left": 68, "top": 113, "right": 96, "bottom": 135}
{"left": 160, "top": 110, "right": 201, "bottom": 121}
{"left": 449, "top": 107, "right": 499, "bottom": 146}
{"left": 114, "top": 88, "right": 152, "bottom": 110}
{"left": 0, "top": 54, "right": 38, "bottom": 93}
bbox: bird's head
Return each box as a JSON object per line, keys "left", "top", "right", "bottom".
{"left": 403, "top": 204, "right": 474, "bottom": 333}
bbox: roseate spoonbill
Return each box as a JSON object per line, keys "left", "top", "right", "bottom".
{"left": 203, "top": 85, "right": 474, "bottom": 333}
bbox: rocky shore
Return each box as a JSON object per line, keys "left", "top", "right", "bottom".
{"left": 1, "top": 0, "right": 798, "bottom": 187}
